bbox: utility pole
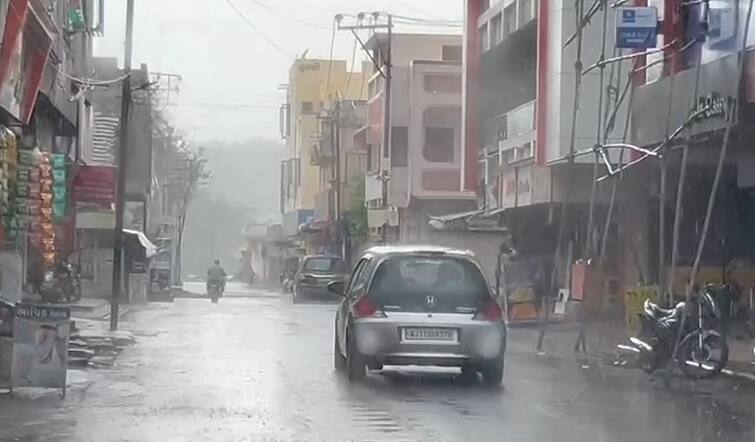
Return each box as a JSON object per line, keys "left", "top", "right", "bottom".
{"left": 333, "top": 100, "right": 343, "bottom": 258}
{"left": 381, "top": 14, "right": 393, "bottom": 243}
{"left": 336, "top": 12, "right": 393, "bottom": 243}
{"left": 110, "top": 0, "right": 135, "bottom": 331}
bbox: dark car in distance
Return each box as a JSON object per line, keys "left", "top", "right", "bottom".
{"left": 292, "top": 255, "right": 349, "bottom": 303}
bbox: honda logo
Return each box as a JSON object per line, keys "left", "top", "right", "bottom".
{"left": 425, "top": 295, "right": 436, "bottom": 307}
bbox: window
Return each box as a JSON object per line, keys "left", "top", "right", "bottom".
{"left": 347, "top": 259, "right": 368, "bottom": 292}
{"left": 503, "top": 4, "right": 516, "bottom": 36}
{"left": 441, "top": 45, "right": 462, "bottom": 61}
{"left": 479, "top": 23, "right": 489, "bottom": 52}
{"left": 423, "top": 127, "right": 455, "bottom": 163}
{"left": 366, "top": 145, "right": 373, "bottom": 172}
{"left": 424, "top": 75, "right": 462, "bottom": 94}
{"left": 490, "top": 14, "right": 502, "bottom": 46}
{"left": 301, "top": 101, "right": 314, "bottom": 113}
{"left": 519, "top": 0, "right": 535, "bottom": 26}
{"left": 367, "top": 144, "right": 380, "bottom": 173}
{"left": 368, "top": 256, "right": 489, "bottom": 313}
{"left": 391, "top": 126, "right": 408, "bottom": 167}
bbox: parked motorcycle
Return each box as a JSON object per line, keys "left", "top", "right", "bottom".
{"left": 629, "top": 284, "right": 729, "bottom": 379}
{"left": 208, "top": 280, "right": 223, "bottom": 303}
{"left": 39, "top": 270, "right": 63, "bottom": 303}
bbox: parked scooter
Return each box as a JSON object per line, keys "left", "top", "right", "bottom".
{"left": 39, "top": 262, "right": 82, "bottom": 304}
{"left": 628, "top": 284, "right": 729, "bottom": 379}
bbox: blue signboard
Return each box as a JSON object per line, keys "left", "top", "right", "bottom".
{"left": 616, "top": 6, "right": 659, "bottom": 49}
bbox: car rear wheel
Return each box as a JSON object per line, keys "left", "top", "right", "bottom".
{"left": 481, "top": 357, "right": 504, "bottom": 386}
{"left": 346, "top": 333, "right": 366, "bottom": 382}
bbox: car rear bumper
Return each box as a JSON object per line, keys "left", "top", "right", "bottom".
{"left": 352, "top": 319, "right": 506, "bottom": 366}
{"left": 296, "top": 285, "right": 339, "bottom": 298}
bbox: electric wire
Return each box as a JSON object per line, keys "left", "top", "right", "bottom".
{"left": 537, "top": 0, "right": 586, "bottom": 353}
{"left": 585, "top": 0, "right": 610, "bottom": 260}
{"left": 223, "top": 0, "right": 293, "bottom": 59}
{"left": 343, "top": 35, "right": 359, "bottom": 98}
{"left": 245, "top": 0, "right": 331, "bottom": 30}
{"left": 385, "top": 0, "right": 449, "bottom": 20}
{"left": 324, "top": 17, "right": 337, "bottom": 101}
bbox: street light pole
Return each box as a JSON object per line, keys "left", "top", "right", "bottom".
{"left": 110, "top": 0, "right": 135, "bottom": 331}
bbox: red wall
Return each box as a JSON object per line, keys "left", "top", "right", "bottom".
{"left": 463, "top": 0, "right": 483, "bottom": 191}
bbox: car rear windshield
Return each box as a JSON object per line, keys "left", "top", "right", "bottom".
{"left": 303, "top": 257, "right": 346, "bottom": 273}
{"left": 368, "top": 255, "right": 489, "bottom": 313}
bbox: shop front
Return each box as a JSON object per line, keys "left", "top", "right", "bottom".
{"left": 626, "top": 49, "right": 755, "bottom": 332}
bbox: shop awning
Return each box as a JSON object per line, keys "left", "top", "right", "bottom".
{"left": 428, "top": 208, "right": 508, "bottom": 233}
{"left": 298, "top": 218, "right": 332, "bottom": 234}
{"left": 123, "top": 229, "right": 158, "bottom": 258}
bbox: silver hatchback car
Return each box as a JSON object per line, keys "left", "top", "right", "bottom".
{"left": 331, "top": 246, "right": 506, "bottom": 385}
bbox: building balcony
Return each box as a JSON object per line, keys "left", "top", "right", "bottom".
{"left": 479, "top": 0, "right": 538, "bottom": 53}
{"left": 482, "top": 100, "right": 535, "bottom": 159}
{"left": 309, "top": 143, "right": 334, "bottom": 166}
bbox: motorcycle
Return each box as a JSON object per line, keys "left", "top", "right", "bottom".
{"left": 208, "top": 280, "right": 223, "bottom": 303}
{"left": 39, "top": 270, "right": 64, "bottom": 303}
{"left": 629, "top": 284, "right": 729, "bottom": 379}
{"left": 280, "top": 271, "right": 294, "bottom": 293}
{"left": 59, "top": 263, "right": 81, "bottom": 303}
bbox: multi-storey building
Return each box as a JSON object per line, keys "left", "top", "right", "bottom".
{"left": 279, "top": 57, "right": 366, "bottom": 253}
{"left": 462, "top": 0, "right": 636, "bottom": 317}
{"left": 359, "top": 33, "right": 475, "bottom": 243}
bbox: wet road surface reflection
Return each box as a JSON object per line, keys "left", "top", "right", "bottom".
{"left": 1, "top": 283, "right": 754, "bottom": 441}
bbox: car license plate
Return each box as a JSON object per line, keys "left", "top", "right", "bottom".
{"left": 402, "top": 328, "right": 457, "bottom": 342}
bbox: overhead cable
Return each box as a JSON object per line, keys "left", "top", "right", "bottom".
{"left": 224, "top": 0, "right": 293, "bottom": 59}
{"left": 245, "top": 0, "right": 331, "bottom": 30}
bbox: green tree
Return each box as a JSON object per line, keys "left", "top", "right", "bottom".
{"left": 349, "top": 180, "right": 368, "bottom": 244}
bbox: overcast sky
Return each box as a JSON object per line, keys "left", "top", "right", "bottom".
{"left": 94, "top": 0, "right": 462, "bottom": 144}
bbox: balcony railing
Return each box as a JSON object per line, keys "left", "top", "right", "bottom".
{"left": 482, "top": 100, "right": 535, "bottom": 154}
{"left": 310, "top": 142, "right": 334, "bottom": 166}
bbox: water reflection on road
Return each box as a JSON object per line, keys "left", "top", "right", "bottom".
{"left": 1, "top": 284, "right": 754, "bottom": 441}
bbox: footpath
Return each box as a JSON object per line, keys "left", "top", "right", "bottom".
{"left": 513, "top": 319, "right": 755, "bottom": 380}
{"left": 68, "top": 298, "right": 135, "bottom": 369}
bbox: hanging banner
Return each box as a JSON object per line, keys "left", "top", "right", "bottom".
{"left": 11, "top": 303, "right": 70, "bottom": 389}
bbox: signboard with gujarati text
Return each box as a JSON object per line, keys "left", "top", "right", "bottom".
{"left": 11, "top": 303, "right": 70, "bottom": 390}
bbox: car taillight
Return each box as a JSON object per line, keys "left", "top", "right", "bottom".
{"left": 352, "top": 296, "right": 384, "bottom": 318}
{"left": 474, "top": 299, "right": 503, "bottom": 321}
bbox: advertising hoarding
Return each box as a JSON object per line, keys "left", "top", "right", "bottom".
{"left": 11, "top": 303, "right": 70, "bottom": 391}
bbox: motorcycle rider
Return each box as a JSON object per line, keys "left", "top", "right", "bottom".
{"left": 206, "top": 259, "right": 227, "bottom": 295}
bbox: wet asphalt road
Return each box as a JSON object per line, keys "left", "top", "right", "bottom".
{"left": 3, "top": 283, "right": 755, "bottom": 441}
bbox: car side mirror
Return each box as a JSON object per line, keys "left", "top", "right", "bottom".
{"left": 327, "top": 280, "right": 346, "bottom": 296}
